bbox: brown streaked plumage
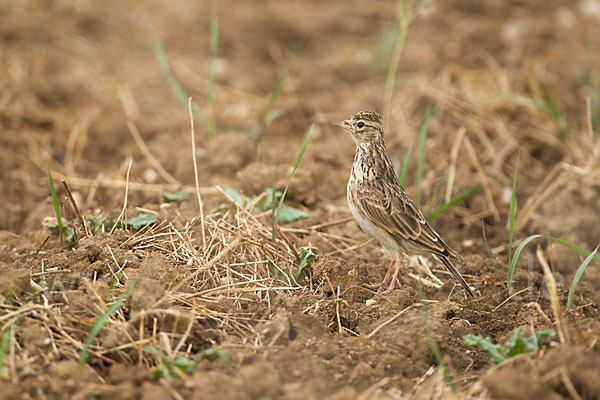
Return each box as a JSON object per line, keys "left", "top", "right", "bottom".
{"left": 333, "top": 110, "right": 474, "bottom": 297}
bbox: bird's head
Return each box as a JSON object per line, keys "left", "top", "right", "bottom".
{"left": 333, "top": 110, "right": 383, "bottom": 146}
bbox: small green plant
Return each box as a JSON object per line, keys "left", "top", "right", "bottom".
{"left": 85, "top": 213, "right": 109, "bottom": 235}
{"left": 505, "top": 154, "right": 545, "bottom": 291}
{"left": 116, "top": 213, "right": 157, "bottom": 230}
{"left": 508, "top": 153, "right": 519, "bottom": 267}
{"left": 162, "top": 191, "right": 189, "bottom": 203}
{"left": 567, "top": 245, "right": 599, "bottom": 309}
{"left": 47, "top": 168, "right": 66, "bottom": 247}
{"left": 259, "top": 188, "right": 308, "bottom": 223}
{"left": 426, "top": 183, "right": 481, "bottom": 221}
{"left": 42, "top": 220, "right": 76, "bottom": 246}
{"left": 464, "top": 326, "right": 555, "bottom": 363}
{"left": 539, "top": 82, "right": 569, "bottom": 137}
{"left": 547, "top": 237, "right": 600, "bottom": 263}
{"left": 0, "top": 322, "right": 15, "bottom": 387}
{"left": 78, "top": 258, "right": 156, "bottom": 366}
{"left": 144, "top": 345, "right": 229, "bottom": 380}
{"left": 152, "top": 33, "right": 211, "bottom": 135}
{"left": 219, "top": 187, "right": 308, "bottom": 223}
{"left": 295, "top": 247, "right": 315, "bottom": 283}
{"left": 260, "top": 41, "right": 303, "bottom": 129}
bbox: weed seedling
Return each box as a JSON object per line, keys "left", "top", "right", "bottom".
{"left": 505, "top": 154, "right": 544, "bottom": 290}
{"left": 566, "top": 245, "right": 598, "bottom": 309}
{"left": 47, "top": 168, "right": 66, "bottom": 247}
{"left": 162, "top": 191, "right": 189, "bottom": 203}
{"left": 116, "top": 213, "right": 157, "bottom": 231}
{"left": 464, "top": 326, "right": 555, "bottom": 363}
{"left": 144, "top": 345, "right": 229, "bottom": 380}
{"left": 295, "top": 247, "right": 315, "bottom": 283}
{"left": 85, "top": 213, "right": 109, "bottom": 235}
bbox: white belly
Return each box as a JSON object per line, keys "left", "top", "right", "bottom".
{"left": 347, "top": 183, "right": 403, "bottom": 259}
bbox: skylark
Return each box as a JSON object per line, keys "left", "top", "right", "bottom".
{"left": 333, "top": 110, "right": 475, "bottom": 298}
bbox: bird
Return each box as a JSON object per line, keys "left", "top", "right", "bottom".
{"left": 333, "top": 110, "right": 475, "bottom": 298}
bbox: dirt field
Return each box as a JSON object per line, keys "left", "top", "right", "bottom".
{"left": 2, "top": 1, "right": 600, "bottom": 399}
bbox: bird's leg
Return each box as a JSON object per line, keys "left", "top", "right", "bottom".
{"left": 364, "top": 260, "right": 395, "bottom": 292}
{"left": 385, "top": 260, "right": 403, "bottom": 293}
{"left": 374, "top": 261, "right": 396, "bottom": 293}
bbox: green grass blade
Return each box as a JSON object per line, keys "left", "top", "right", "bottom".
{"left": 189, "top": 347, "right": 230, "bottom": 372}
{"left": 78, "top": 257, "right": 157, "bottom": 366}
{"left": 0, "top": 322, "right": 15, "bottom": 393}
{"left": 152, "top": 33, "right": 210, "bottom": 134}
{"left": 262, "top": 41, "right": 303, "bottom": 127}
{"left": 507, "top": 234, "right": 543, "bottom": 290}
{"left": 508, "top": 153, "right": 520, "bottom": 266}
{"left": 274, "top": 124, "right": 313, "bottom": 225}
{"left": 415, "top": 105, "right": 436, "bottom": 206}
{"left": 207, "top": 0, "right": 219, "bottom": 134}
{"left": 48, "top": 168, "right": 64, "bottom": 247}
{"left": 426, "top": 182, "right": 481, "bottom": 221}
{"left": 539, "top": 82, "right": 561, "bottom": 119}
{"left": 397, "top": 137, "right": 415, "bottom": 187}
{"left": 547, "top": 236, "right": 600, "bottom": 264}
{"left": 567, "top": 245, "right": 599, "bottom": 309}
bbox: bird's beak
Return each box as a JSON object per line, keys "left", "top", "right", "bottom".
{"left": 332, "top": 120, "right": 351, "bottom": 131}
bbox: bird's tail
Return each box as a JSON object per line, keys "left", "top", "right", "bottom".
{"left": 439, "top": 257, "right": 475, "bottom": 298}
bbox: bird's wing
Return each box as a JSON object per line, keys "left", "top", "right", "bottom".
{"left": 352, "top": 178, "right": 457, "bottom": 258}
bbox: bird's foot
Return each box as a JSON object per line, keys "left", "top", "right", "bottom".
{"left": 364, "top": 281, "right": 389, "bottom": 293}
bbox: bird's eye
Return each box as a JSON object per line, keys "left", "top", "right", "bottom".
{"left": 357, "top": 121, "right": 365, "bottom": 128}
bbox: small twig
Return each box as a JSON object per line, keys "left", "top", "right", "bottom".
{"left": 35, "top": 236, "right": 50, "bottom": 255}
{"left": 367, "top": 304, "right": 417, "bottom": 339}
{"left": 537, "top": 246, "right": 567, "bottom": 344}
{"left": 189, "top": 97, "right": 206, "bottom": 249}
{"left": 173, "top": 315, "right": 194, "bottom": 355}
{"left": 106, "top": 244, "right": 128, "bottom": 280}
{"left": 110, "top": 160, "right": 133, "bottom": 233}
{"left": 327, "top": 238, "right": 375, "bottom": 256}
{"left": 525, "top": 302, "right": 553, "bottom": 325}
{"left": 308, "top": 217, "right": 354, "bottom": 231}
{"left": 560, "top": 369, "right": 583, "bottom": 400}
{"left": 445, "top": 126, "right": 466, "bottom": 202}
{"left": 125, "top": 119, "right": 180, "bottom": 185}
{"left": 62, "top": 180, "right": 90, "bottom": 236}
{"left": 491, "top": 287, "right": 529, "bottom": 312}
{"left": 323, "top": 272, "right": 342, "bottom": 334}
{"left": 464, "top": 136, "right": 500, "bottom": 222}
{"left": 515, "top": 163, "right": 565, "bottom": 231}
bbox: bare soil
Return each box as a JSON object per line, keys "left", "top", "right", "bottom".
{"left": 1, "top": 1, "right": 600, "bottom": 399}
